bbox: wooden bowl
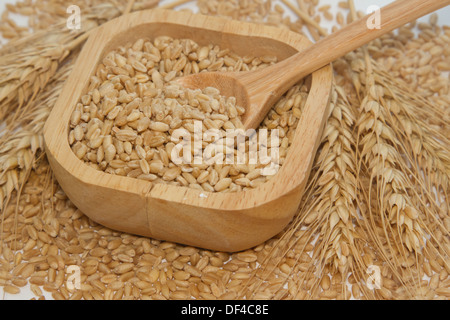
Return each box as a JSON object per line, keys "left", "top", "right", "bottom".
{"left": 44, "top": 9, "right": 333, "bottom": 252}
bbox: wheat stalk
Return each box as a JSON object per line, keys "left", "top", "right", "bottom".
{"left": 351, "top": 45, "right": 449, "bottom": 300}
{"left": 0, "top": 62, "right": 73, "bottom": 213}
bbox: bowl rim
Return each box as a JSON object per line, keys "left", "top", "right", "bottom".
{"left": 44, "top": 8, "right": 333, "bottom": 220}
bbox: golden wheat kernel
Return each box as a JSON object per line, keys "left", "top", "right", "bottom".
{"left": 113, "top": 263, "right": 134, "bottom": 275}
{"left": 214, "top": 178, "right": 232, "bottom": 192}
{"left": 3, "top": 285, "right": 21, "bottom": 295}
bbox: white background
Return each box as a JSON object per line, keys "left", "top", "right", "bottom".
{"left": 0, "top": 0, "right": 449, "bottom": 300}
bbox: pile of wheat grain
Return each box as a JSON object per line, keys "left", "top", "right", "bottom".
{"left": 0, "top": 0, "right": 448, "bottom": 300}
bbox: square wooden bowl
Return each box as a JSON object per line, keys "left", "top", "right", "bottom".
{"left": 44, "top": 9, "right": 333, "bottom": 252}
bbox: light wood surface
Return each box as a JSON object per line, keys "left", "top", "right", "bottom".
{"left": 44, "top": 9, "right": 333, "bottom": 252}
{"left": 178, "top": 0, "right": 450, "bottom": 129}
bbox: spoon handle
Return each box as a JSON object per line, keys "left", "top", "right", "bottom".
{"left": 242, "top": 0, "right": 449, "bottom": 128}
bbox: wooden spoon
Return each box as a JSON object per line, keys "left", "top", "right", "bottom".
{"left": 177, "top": 0, "right": 450, "bottom": 129}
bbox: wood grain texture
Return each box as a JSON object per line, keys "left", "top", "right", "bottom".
{"left": 178, "top": 0, "right": 450, "bottom": 129}
{"left": 44, "top": 9, "right": 333, "bottom": 252}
